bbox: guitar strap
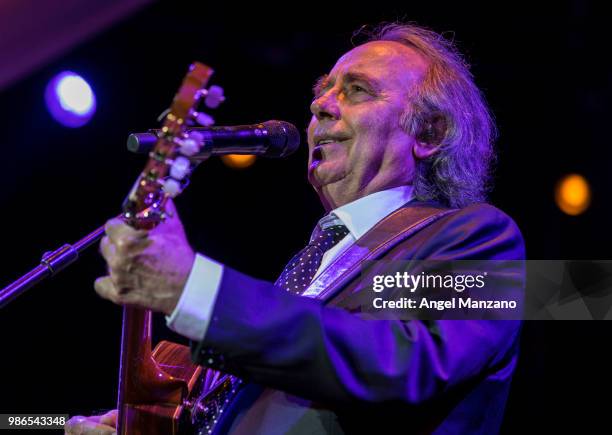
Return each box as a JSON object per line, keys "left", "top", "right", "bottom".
{"left": 304, "top": 202, "right": 457, "bottom": 302}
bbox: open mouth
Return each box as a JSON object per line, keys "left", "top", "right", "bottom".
{"left": 315, "top": 138, "right": 350, "bottom": 146}
{"left": 312, "top": 146, "right": 324, "bottom": 161}
{"left": 312, "top": 138, "right": 349, "bottom": 161}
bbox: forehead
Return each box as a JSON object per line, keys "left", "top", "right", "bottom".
{"left": 329, "top": 40, "right": 428, "bottom": 90}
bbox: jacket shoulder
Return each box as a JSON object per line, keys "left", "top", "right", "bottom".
{"left": 404, "top": 201, "right": 525, "bottom": 260}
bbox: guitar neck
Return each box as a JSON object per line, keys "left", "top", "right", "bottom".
{"left": 115, "top": 62, "right": 214, "bottom": 434}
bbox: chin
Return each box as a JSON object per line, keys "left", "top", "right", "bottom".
{"left": 307, "top": 167, "right": 325, "bottom": 189}
{"left": 308, "top": 162, "right": 346, "bottom": 190}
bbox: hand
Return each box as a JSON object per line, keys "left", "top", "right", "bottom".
{"left": 64, "top": 409, "right": 117, "bottom": 435}
{"left": 94, "top": 200, "right": 195, "bottom": 315}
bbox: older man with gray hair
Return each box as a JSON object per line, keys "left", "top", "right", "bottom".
{"left": 67, "top": 22, "right": 524, "bottom": 435}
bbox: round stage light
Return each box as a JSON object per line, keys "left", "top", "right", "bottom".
{"left": 555, "top": 173, "right": 591, "bottom": 216}
{"left": 221, "top": 154, "right": 256, "bottom": 169}
{"left": 45, "top": 71, "right": 96, "bottom": 127}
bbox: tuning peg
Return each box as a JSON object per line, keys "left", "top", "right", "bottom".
{"left": 170, "top": 156, "right": 191, "bottom": 180}
{"left": 179, "top": 135, "right": 202, "bottom": 156}
{"left": 195, "top": 112, "right": 215, "bottom": 127}
{"left": 204, "top": 85, "right": 225, "bottom": 108}
{"left": 162, "top": 178, "right": 182, "bottom": 197}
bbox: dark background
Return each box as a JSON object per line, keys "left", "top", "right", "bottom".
{"left": 1, "top": 1, "right": 610, "bottom": 433}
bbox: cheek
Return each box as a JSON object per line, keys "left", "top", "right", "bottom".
{"left": 350, "top": 111, "right": 389, "bottom": 150}
{"left": 348, "top": 110, "right": 407, "bottom": 168}
{"left": 356, "top": 105, "right": 405, "bottom": 145}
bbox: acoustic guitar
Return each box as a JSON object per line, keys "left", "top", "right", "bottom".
{"left": 115, "top": 62, "right": 227, "bottom": 434}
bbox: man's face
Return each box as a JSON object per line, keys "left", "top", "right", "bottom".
{"left": 307, "top": 40, "right": 428, "bottom": 210}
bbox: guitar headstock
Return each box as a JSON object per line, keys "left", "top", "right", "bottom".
{"left": 122, "top": 62, "right": 222, "bottom": 229}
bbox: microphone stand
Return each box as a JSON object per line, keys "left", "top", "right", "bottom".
{"left": 0, "top": 225, "right": 105, "bottom": 308}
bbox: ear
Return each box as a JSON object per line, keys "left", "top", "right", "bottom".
{"left": 413, "top": 140, "right": 439, "bottom": 160}
{"left": 413, "top": 113, "right": 446, "bottom": 160}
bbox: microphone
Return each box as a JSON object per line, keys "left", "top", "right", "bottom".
{"left": 127, "top": 120, "right": 300, "bottom": 158}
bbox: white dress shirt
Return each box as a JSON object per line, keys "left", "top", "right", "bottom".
{"left": 166, "top": 185, "right": 414, "bottom": 341}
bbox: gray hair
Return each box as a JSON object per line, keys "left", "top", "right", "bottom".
{"left": 363, "top": 23, "right": 497, "bottom": 208}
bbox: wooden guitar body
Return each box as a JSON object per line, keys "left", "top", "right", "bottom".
{"left": 120, "top": 339, "right": 202, "bottom": 434}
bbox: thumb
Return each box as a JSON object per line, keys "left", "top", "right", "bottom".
{"left": 98, "top": 410, "right": 118, "bottom": 428}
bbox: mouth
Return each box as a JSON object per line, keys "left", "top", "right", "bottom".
{"left": 314, "top": 135, "right": 351, "bottom": 147}
{"left": 311, "top": 137, "right": 350, "bottom": 161}
{"left": 312, "top": 146, "right": 324, "bottom": 162}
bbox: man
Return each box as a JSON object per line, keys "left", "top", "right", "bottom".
{"left": 66, "top": 23, "right": 524, "bottom": 434}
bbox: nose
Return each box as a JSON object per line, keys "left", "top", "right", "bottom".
{"left": 310, "top": 89, "right": 340, "bottom": 121}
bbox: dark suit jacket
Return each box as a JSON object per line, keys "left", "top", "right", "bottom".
{"left": 191, "top": 201, "right": 525, "bottom": 434}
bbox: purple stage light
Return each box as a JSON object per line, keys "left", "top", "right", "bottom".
{"left": 45, "top": 71, "right": 96, "bottom": 127}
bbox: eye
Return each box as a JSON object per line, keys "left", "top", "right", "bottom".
{"left": 350, "top": 84, "right": 367, "bottom": 93}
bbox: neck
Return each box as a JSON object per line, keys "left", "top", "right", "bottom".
{"left": 317, "top": 179, "right": 412, "bottom": 212}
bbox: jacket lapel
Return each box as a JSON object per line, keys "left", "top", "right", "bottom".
{"left": 303, "top": 202, "right": 456, "bottom": 303}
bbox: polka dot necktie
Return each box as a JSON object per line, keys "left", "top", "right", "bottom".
{"left": 192, "top": 216, "right": 349, "bottom": 434}
{"left": 275, "top": 219, "right": 350, "bottom": 295}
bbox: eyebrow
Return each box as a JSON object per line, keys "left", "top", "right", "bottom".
{"left": 312, "top": 74, "right": 329, "bottom": 97}
{"left": 312, "top": 72, "right": 382, "bottom": 96}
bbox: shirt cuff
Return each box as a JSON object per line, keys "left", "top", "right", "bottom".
{"left": 165, "top": 253, "right": 224, "bottom": 341}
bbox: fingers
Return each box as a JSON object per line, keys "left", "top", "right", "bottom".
{"left": 64, "top": 414, "right": 117, "bottom": 435}
{"left": 99, "top": 237, "right": 116, "bottom": 266}
{"left": 95, "top": 202, "right": 191, "bottom": 313}
{"left": 100, "top": 237, "right": 134, "bottom": 286}
{"left": 95, "top": 275, "right": 143, "bottom": 307}
{"left": 104, "top": 201, "right": 184, "bottom": 245}
{"left": 104, "top": 219, "right": 148, "bottom": 250}
{"left": 100, "top": 223, "right": 150, "bottom": 276}
{"left": 98, "top": 410, "right": 118, "bottom": 427}
{"left": 94, "top": 276, "right": 124, "bottom": 305}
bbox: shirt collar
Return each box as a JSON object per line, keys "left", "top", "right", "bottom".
{"left": 318, "top": 185, "right": 414, "bottom": 240}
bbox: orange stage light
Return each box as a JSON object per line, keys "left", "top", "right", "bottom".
{"left": 221, "top": 154, "right": 256, "bottom": 169}
{"left": 555, "top": 173, "right": 591, "bottom": 216}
